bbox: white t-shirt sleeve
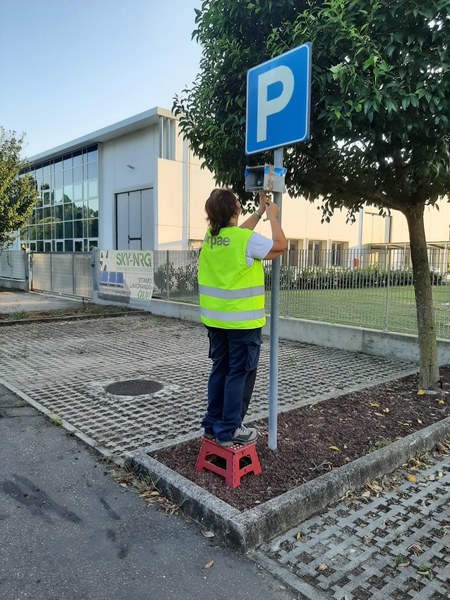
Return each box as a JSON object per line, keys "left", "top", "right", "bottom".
{"left": 245, "top": 231, "right": 273, "bottom": 267}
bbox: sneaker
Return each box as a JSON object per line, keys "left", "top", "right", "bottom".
{"left": 217, "top": 426, "right": 257, "bottom": 447}
{"left": 203, "top": 429, "right": 215, "bottom": 440}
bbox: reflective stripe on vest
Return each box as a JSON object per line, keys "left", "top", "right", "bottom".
{"left": 200, "top": 307, "right": 266, "bottom": 322}
{"left": 198, "top": 284, "right": 265, "bottom": 300}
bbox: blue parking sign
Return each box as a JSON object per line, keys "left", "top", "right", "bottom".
{"left": 246, "top": 43, "right": 311, "bottom": 155}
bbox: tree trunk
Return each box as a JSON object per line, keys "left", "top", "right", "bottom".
{"left": 404, "top": 204, "right": 440, "bottom": 390}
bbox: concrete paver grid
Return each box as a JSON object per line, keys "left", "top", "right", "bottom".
{"left": 255, "top": 455, "right": 450, "bottom": 600}
{"left": 0, "top": 314, "right": 416, "bottom": 455}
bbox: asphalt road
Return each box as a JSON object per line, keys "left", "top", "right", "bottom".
{"left": 0, "top": 385, "right": 296, "bottom": 600}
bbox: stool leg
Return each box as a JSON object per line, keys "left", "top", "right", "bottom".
{"left": 195, "top": 443, "right": 209, "bottom": 472}
{"left": 231, "top": 452, "right": 242, "bottom": 488}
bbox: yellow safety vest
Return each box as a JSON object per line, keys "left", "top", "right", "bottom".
{"left": 198, "top": 226, "right": 266, "bottom": 329}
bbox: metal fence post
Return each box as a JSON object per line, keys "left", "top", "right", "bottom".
{"left": 166, "top": 251, "right": 170, "bottom": 300}
{"left": 384, "top": 248, "right": 391, "bottom": 332}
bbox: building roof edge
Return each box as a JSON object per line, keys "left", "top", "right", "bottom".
{"left": 27, "top": 106, "right": 175, "bottom": 164}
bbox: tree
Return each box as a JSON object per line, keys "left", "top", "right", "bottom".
{"left": 174, "top": 0, "right": 450, "bottom": 390}
{"left": 0, "top": 128, "right": 38, "bottom": 248}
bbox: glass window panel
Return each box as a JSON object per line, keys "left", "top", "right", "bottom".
{"left": 74, "top": 221, "right": 83, "bottom": 237}
{"left": 73, "top": 166, "right": 83, "bottom": 183}
{"left": 37, "top": 241, "right": 43, "bottom": 252}
{"left": 64, "top": 240, "right": 73, "bottom": 251}
{"left": 64, "top": 221, "right": 73, "bottom": 238}
{"left": 88, "top": 240, "right": 98, "bottom": 250}
{"left": 73, "top": 151, "right": 82, "bottom": 167}
{"left": 63, "top": 184, "right": 73, "bottom": 203}
{"left": 43, "top": 163, "right": 50, "bottom": 178}
{"left": 55, "top": 222, "right": 63, "bottom": 238}
{"left": 74, "top": 240, "right": 83, "bottom": 252}
{"left": 43, "top": 222, "right": 53, "bottom": 240}
{"left": 87, "top": 162, "right": 97, "bottom": 179}
{"left": 88, "top": 197, "right": 98, "bottom": 216}
{"left": 63, "top": 169, "right": 73, "bottom": 185}
{"left": 87, "top": 218, "right": 98, "bottom": 237}
{"left": 35, "top": 194, "right": 43, "bottom": 208}
{"left": 73, "top": 182, "right": 83, "bottom": 201}
{"left": 54, "top": 205, "right": 63, "bottom": 221}
{"left": 34, "top": 208, "right": 43, "bottom": 222}
{"left": 54, "top": 172, "right": 63, "bottom": 188}
{"left": 73, "top": 204, "right": 84, "bottom": 220}
{"left": 30, "top": 242, "right": 37, "bottom": 251}
{"left": 54, "top": 188, "right": 63, "bottom": 204}
{"left": 36, "top": 224, "right": 43, "bottom": 240}
{"left": 28, "top": 225, "right": 36, "bottom": 240}
{"left": 87, "top": 147, "right": 97, "bottom": 162}
{"left": 55, "top": 241, "right": 64, "bottom": 252}
{"left": 54, "top": 158, "right": 63, "bottom": 173}
{"left": 63, "top": 203, "right": 73, "bottom": 221}
{"left": 43, "top": 206, "right": 52, "bottom": 220}
{"left": 63, "top": 156, "right": 72, "bottom": 170}
{"left": 88, "top": 180, "right": 97, "bottom": 198}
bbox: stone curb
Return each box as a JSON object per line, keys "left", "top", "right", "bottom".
{"left": 125, "top": 416, "right": 450, "bottom": 552}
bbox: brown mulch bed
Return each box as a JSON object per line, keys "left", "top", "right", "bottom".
{"left": 153, "top": 366, "right": 450, "bottom": 511}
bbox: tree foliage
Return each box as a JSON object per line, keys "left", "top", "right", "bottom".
{"left": 175, "top": 0, "right": 450, "bottom": 389}
{"left": 0, "top": 128, "right": 37, "bottom": 248}
{"left": 176, "top": 0, "right": 449, "bottom": 212}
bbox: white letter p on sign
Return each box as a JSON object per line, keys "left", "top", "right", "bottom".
{"left": 257, "top": 66, "right": 294, "bottom": 142}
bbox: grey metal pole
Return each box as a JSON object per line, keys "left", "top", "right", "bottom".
{"left": 268, "top": 147, "right": 284, "bottom": 451}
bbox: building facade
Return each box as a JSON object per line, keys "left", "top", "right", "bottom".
{"left": 19, "top": 107, "right": 450, "bottom": 267}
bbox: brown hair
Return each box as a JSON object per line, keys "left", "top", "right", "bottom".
{"left": 205, "top": 188, "right": 239, "bottom": 236}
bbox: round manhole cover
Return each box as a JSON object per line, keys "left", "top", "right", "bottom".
{"left": 105, "top": 379, "right": 164, "bottom": 396}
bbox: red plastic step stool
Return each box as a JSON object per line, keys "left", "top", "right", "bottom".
{"left": 195, "top": 437, "right": 262, "bottom": 488}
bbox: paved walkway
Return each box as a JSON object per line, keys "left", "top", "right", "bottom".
{"left": 255, "top": 449, "right": 449, "bottom": 599}
{"left": 0, "top": 295, "right": 448, "bottom": 599}
{"left": 0, "top": 313, "right": 416, "bottom": 456}
{"left": 0, "top": 289, "right": 84, "bottom": 314}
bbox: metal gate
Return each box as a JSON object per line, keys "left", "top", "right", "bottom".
{"left": 0, "top": 250, "right": 27, "bottom": 282}
{"left": 30, "top": 252, "right": 93, "bottom": 298}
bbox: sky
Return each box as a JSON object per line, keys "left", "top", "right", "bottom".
{"left": 0, "top": 0, "right": 203, "bottom": 158}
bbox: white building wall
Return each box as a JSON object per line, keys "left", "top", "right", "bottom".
{"left": 22, "top": 107, "right": 450, "bottom": 253}
{"left": 100, "top": 126, "right": 158, "bottom": 249}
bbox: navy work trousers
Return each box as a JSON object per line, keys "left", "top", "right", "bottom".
{"left": 201, "top": 326, "right": 262, "bottom": 443}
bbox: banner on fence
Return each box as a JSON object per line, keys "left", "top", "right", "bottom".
{"left": 98, "top": 250, "right": 154, "bottom": 304}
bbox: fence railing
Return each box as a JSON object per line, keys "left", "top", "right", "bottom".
{"left": 3, "top": 247, "right": 449, "bottom": 339}
{"left": 152, "top": 247, "right": 450, "bottom": 339}
{"left": 0, "top": 250, "right": 27, "bottom": 281}
{"left": 31, "top": 252, "right": 93, "bottom": 298}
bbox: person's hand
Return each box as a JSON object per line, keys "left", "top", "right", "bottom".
{"left": 264, "top": 197, "right": 279, "bottom": 220}
{"left": 258, "top": 190, "right": 270, "bottom": 214}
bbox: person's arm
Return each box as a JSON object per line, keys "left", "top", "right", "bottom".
{"left": 264, "top": 198, "right": 287, "bottom": 259}
{"left": 239, "top": 190, "right": 268, "bottom": 230}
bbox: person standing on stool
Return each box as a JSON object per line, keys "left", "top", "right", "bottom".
{"left": 198, "top": 188, "right": 287, "bottom": 447}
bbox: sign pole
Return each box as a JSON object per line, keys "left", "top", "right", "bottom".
{"left": 268, "top": 147, "right": 283, "bottom": 451}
